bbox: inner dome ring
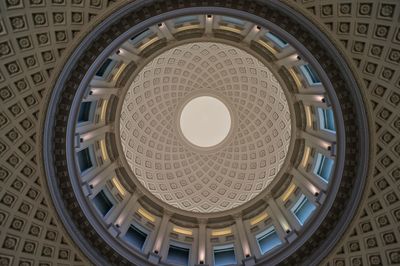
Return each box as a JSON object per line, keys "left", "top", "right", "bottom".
{"left": 119, "top": 42, "right": 292, "bottom": 213}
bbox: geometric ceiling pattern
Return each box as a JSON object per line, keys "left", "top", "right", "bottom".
{"left": 295, "top": 1, "right": 400, "bottom": 265}
{"left": 0, "top": 1, "right": 117, "bottom": 264}
{"left": 0, "top": 0, "right": 399, "bottom": 265}
{"left": 120, "top": 42, "right": 291, "bottom": 213}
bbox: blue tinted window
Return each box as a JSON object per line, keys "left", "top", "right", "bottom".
{"left": 78, "top": 102, "right": 92, "bottom": 123}
{"left": 130, "top": 29, "right": 153, "bottom": 45}
{"left": 92, "top": 189, "right": 113, "bottom": 217}
{"left": 96, "top": 58, "right": 113, "bottom": 77}
{"left": 125, "top": 225, "right": 147, "bottom": 250}
{"left": 174, "top": 15, "right": 198, "bottom": 25}
{"left": 291, "top": 195, "right": 316, "bottom": 225}
{"left": 257, "top": 227, "right": 282, "bottom": 254}
{"left": 77, "top": 148, "right": 93, "bottom": 172}
{"left": 214, "top": 245, "right": 236, "bottom": 266}
{"left": 167, "top": 245, "right": 190, "bottom": 266}
{"left": 318, "top": 108, "right": 335, "bottom": 132}
{"left": 314, "top": 153, "right": 334, "bottom": 181}
{"left": 300, "top": 64, "right": 321, "bottom": 85}
{"left": 266, "top": 32, "right": 288, "bottom": 48}
{"left": 221, "top": 16, "right": 245, "bottom": 27}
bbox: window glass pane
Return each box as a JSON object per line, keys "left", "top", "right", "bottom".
{"left": 324, "top": 108, "right": 335, "bottom": 131}
{"left": 214, "top": 245, "right": 236, "bottom": 266}
{"left": 78, "top": 102, "right": 92, "bottom": 123}
{"left": 167, "top": 245, "right": 190, "bottom": 266}
{"left": 319, "top": 156, "right": 334, "bottom": 181}
{"left": 174, "top": 15, "right": 198, "bottom": 25}
{"left": 257, "top": 227, "right": 282, "bottom": 254}
{"left": 220, "top": 16, "right": 245, "bottom": 27}
{"left": 92, "top": 189, "right": 113, "bottom": 217}
{"left": 314, "top": 154, "right": 334, "bottom": 181}
{"left": 125, "top": 225, "right": 147, "bottom": 250}
{"left": 292, "top": 195, "right": 316, "bottom": 225}
{"left": 265, "top": 32, "right": 288, "bottom": 48}
{"left": 96, "top": 58, "right": 113, "bottom": 77}
{"left": 318, "top": 108, "right": 336, "bottom": 132}
{"left": 300, "top": 64, "right": 321, "bottom": 85}
{"left": 77, "top": 148, "right": 93, "bottom": 172}
{"left": 130, "top": 29, "right": 153, "bottom": 45}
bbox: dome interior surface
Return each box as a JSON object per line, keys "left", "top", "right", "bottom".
{"left": 120, "top": 42, "right": 291, "bottom": 213}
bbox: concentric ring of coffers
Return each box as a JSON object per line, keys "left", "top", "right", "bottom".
{"left": 72, "top": 13, "right": 340, "bottom": 265}
{"left": 119, "top": 41, "right": 292, "bottom": 213}
{"left": 42, "top": 1, "right": 368, "bottom": 265}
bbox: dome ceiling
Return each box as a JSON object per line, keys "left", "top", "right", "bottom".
{"left": 41, "top": 1, "right": 369, "bottom": 262}
{"left": 39, "top": 2, "right": 369, "bottom": 263}
{"left": 2, "top": 0, "right": 399, "bottom": 266}
{"left": 120, "top": 42, "right": 291, "bottom": 213}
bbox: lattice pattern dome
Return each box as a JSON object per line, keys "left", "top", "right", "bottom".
{"left": 120, "top": 42, "right": 291, "bottom": 213}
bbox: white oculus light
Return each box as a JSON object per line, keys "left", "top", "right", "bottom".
{"left": 179, "top": 96, "right": 231, "bottom": 147}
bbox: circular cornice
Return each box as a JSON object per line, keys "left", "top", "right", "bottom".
{"left": 40, "top": 1, "right": 369, "bottom": 265}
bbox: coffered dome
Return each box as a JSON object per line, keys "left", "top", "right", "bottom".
{"left": 4, "top": 1, "right": 400, "bottom": 266}
{"left": 120, "top": 42, "right": 291, "bottom": 213}
{"left": 40, "top": 1, "right": 369, "bottom": 262}
{"left": 5, "top": 1, "right": 398, "bottom": 266}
